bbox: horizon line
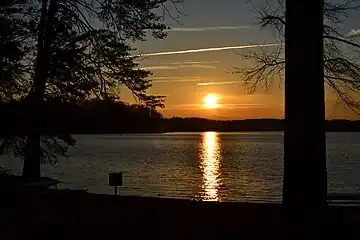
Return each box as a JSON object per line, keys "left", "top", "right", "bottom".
{"left": 158, "top": 117, "right": 358, "bottom": 121}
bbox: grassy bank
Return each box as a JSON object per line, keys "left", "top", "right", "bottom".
{"left": 1, "top": 189, "right": 360, "bottom": 239}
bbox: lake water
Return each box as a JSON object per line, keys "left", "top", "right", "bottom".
{"left": 2, "top": 132, "right": 360, "bottom": 202}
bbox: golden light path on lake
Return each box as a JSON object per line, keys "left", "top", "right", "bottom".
{"left": 200, "top": 132, "right": 221, "bottom": 201}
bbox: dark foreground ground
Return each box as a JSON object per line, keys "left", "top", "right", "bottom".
{"left": 1, "top": 190, "right": 360, "bottom": 239}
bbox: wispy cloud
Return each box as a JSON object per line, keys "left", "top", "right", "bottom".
{"left": 142, "top": 44, "right": 279, "bottom": 57}
{"left": 197, "top": 81, "right": 239, "bottom": 86}
{"left": 163, "top": 104, "right": 202, "bottom": 110}
{"left": 149, "top": 77, "right": 239, "bottom": 85}
{"left": 348, "top": 29, "right": 360, "bottom": 36}
{"left": 142, "top": 64, "right": 216, "bottom": 71}
{"left": 166, "top": 61, "right": 221, "bottom": 65}
{"left": 148, "top": 76, "right": 201, "bottom": 81}
{"left": 162, "top": 103, "right": 267, "bottom": 110}
{"left": 169, "top": 26, "right": 255, "bottom": 32}
{"left": 141, "top": 66, "right": 178, "bottom": 70}
{"left": 220, "top": 103, "right": 268, "bottom": 109}
{"left": 151, "top": 78, "right": 204, "bottom": 84}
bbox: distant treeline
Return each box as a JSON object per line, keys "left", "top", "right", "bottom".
{"left": 1, "top": 100, "right": 360, "bottom": 134}
{"left": 162, "top": 118, "right": 360, "bottom": 132}
{"left": 0, "top": 99, "right": 163, "bottom": 135}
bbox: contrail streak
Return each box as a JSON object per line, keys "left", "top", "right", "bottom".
{"left": 197, "top": 81, "right": 239, "bottom": 86}
{"left": 142, "top": 64, "right": 216, "bottom": 71}
{"left": 169, "top": 26, "right": 255, "bottom": 32}
{"left": 148, "top": 76, "right": 201, "bottom": 80}
{"left": 152, "top": 78, "right": 205, "bottom": 83}
{"left": 141, "top": 44, "right": 279, "bottom": 57}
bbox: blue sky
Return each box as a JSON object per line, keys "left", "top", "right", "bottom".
{"left": 123, "top": 0, "right": 360, "bottom": 120}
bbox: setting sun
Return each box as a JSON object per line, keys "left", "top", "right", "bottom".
{"left": 204, "top": 94, "right": 219, "bottom": 109}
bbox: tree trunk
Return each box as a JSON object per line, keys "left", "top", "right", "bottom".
{"left": 22, "top": 0, "right": 57, "bottom": 180}
{"left": 22, "top": 134, "right": 41, "bottom": 179}
{"left": 283, "top": 0, "right": 326, "bottom": 238}
{"left": 0, "top": 138, "right": 7, "bottom": 154}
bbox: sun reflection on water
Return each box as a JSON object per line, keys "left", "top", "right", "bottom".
{"left": 199, "top": 132, "right": 221, "bottom": 201}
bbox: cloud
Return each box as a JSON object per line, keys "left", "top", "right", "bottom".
{"left": 220, "top": 103, "right": 268, "bottom": 109}
{"left": 348, "top": 29, "right": 360, "bottom": 36}
{"left": 141, "top": 43, "right": 279, "bottom": 57}
{"left": 187, "top": 64, "right": 217, "bottom": 69}
{"left": 149, "top": 77, "right": 240, "bottom": 85}
{"left": 163, "top": 104, "right": 203, "bottom": 110}
{"left": 141, "top": 64, "right": 216, "bottom": 71}
{"left": 169, "top": 26, "right": 255, "bottom": 32}
{"left": 162, "top": 103, "right": 268, "bottom": 110}
{"left": 166, "top": 61, "right": 221, "bottom": 65}
{"left": 141, "top": 66, "right": 178, "bottom": 70}
{"left": 149, "top": 77, "right": 239, "bottom": 84}
{"left": 151, "top": 78, "right": 204, "bottom": 84}
{"left": 148, "top": 76, "right": 201, "bottom": 80}
{"left": 197, "top": 81, "right": 239, "bottom": 86}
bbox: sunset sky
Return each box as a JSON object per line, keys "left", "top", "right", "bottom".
{"left": 123, "top": 0, "right": 360, "bottom": 120}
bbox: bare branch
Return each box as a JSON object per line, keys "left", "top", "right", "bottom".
{"left": 324, "top": 35, "right": 360, "bottom": 49}
{"left": 260, "top": 15, "right": 285, "bottom": 27}
{"left": 240, "top": 0, "right": 360, "bottom": 113}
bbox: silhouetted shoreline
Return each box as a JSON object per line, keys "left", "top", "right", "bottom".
{"left": 1, "top": 189, "right": 360, "bottom": 239}
{"left": 1, "top": 100, "right": 360, "bottom": 134}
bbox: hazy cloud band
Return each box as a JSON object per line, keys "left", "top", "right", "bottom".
{"left": 348, "top": 29, "right": 360, "bottom": 36}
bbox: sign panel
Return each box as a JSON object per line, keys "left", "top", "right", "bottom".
{"left": 109, "top": 172, "right": 123, "bottom": 186}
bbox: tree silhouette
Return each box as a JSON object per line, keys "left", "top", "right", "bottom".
{"left": 238, "top": 0, "right": 360, "bottom": 113}
{"left": 0, "top": 1, "right": 28, "bottom": 102}
{"left": 234, "top": 0, "right": 332, "bottom": 237}
{"left": 0, "top": 1, "right": 32, "bottom": 167}
{"left": 0, "top": 0, "right": 183, "bottom": 179}
{"left": 282, "top": 0, "right": 327, "bottom": 237}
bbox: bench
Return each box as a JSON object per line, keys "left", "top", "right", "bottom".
{"left": 24, "top": 177, "right": 62, "bottom": 190}
{"left": 327, "top": 193, "right": 360, "bottom": 204}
